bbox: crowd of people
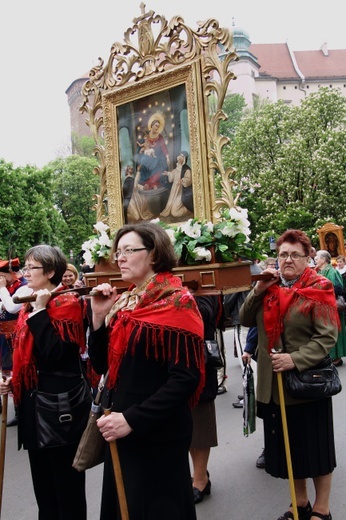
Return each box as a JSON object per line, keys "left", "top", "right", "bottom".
{"left": 0, "top": 224, "right": 344, "bottom": 520}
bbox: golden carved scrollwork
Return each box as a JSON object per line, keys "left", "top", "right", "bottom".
{"left": 80, "top": 3, "right": 238, "bottom": 227}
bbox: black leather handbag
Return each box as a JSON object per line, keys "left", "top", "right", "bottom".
{"left": 35, "top": 377, "right": 92, "bottom": 449}
{"left": 285, "top": 355, "right": 342, "bottom": 400}
{"left": 204, "top": 338, "right": 224, "bottom": 369}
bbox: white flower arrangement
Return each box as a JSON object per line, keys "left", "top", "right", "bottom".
{"left": 82, "top": 207, "right": 257, "bottom": 269}
{"left": 81, "top": 221, "right": 113, "bottom": 267}
{"left": 153, "top": 206, "right": 257, "bottom": 265}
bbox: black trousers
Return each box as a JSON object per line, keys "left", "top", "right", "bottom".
{"left": 28, "top": 443, "right": 86, "bottom": 520}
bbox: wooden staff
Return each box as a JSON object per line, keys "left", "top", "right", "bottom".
{"left": 251, "top": 272, "right": 278, "bottom": 282}
{"left": 0, "top": 376, "right": 9, "bottom": 517}
{"left": 12, "top": 286, "right": 96, "bottom": 304}
{"left": 276, "top": 367, "right": 299, "bottom": 520}
{"left": 104, "top": 409, "right": 129, "bottom": 520}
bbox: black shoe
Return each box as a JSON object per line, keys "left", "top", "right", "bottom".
{"left": 7, "top": 416, "right": 18, "bottom": 427}
{"left": 237, "top": 394, "right": 244, "bottom": 400}
{"left": 232, "top": 400, "right": 243, "bottom": 408}
{"left": 309, "top": 512, "right": 331, "bottom": 520}
{"left": 193, "top": 479, "right": 211, "bottom": 504}
{"left": 277, "top": 501, "right": 312, "bottom": 520}
{"left": 217, "top": 385, "right": 227, "bottom": 395}
{"left": 256, "top": 449, "right": 265, "bottom": 468}
{"left": 333, "top": 358, "right": 343, "bottom": 367}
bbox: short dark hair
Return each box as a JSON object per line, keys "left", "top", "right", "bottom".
{"left": 276, "top": 230, "right": 311, "bottom": 256}
{"left": 25, "top": 245, "right": 67, "bottom": 286}
{"left": 111, "top": 222, "right": 178, "bottom": 272}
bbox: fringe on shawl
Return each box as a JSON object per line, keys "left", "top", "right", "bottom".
{"left": 107, "top": 317, "right": 206, "bottom": 408}
{"left": 12, "top": 294, "right": 86, "bottom": 405}
{"left": 264, "top": 290, "right": 340, "bottom": 353}
{"left": 11, "top": 362, "right": 38, "bottom": 407}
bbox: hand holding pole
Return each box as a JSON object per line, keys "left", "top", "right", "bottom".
{"left": 104, "top": 409, "right": 129, "bottom": 520}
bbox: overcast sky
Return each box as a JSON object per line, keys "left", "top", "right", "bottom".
{"left": 2, "top": 0, "right": 345, "bottom": 168}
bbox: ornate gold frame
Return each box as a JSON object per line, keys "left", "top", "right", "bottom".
{"left": 80, "top": 3, "right": 238, "bottom": 233}
{"left": 317, "top": 222, "right": 345, "bottom": 258}
{"left": 102, "top": 62, "right": 209, "bottom": 228}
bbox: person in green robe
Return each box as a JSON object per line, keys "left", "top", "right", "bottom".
{"left": 315, "top": 249, "right": 346, "bottom": 366}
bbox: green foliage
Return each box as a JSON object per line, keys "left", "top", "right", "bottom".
{"left": 0, "top": 155, "right": 100, "bottom": 264}
{"left": 220, "top": 94, "right": 247, "bottom": 143}
{"left": 214, "top": 94, "right": 247, "bottom": 195}
{"left": 71, "top": 133, "right": 99, "bottom": 157}
{"left": 0, "top": 159, "right": 67, "bottom": 260}
{"left": 49, "top": 155, "right": 100, "bottom": 259}
{"left": 225, "top": 87, "right": 346, "bottom": 254}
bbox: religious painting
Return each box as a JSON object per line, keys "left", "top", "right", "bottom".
{"left": 317, "top": 222, "right": 345, "bottom": 258}
{"left": 81, "top": 5, "right": 238, "bottom": 231}
{"left": 101, "top": 63, "right": 208, "bottom": 229}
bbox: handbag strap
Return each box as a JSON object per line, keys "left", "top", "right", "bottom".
{"left": 94, "top": 370, "right": 109, "bottom": 406}
{"left": 216, "top": 327, "right": 227, "bottom": 387}
{"left": 38, "top": 370, "right": 85, "bottom": 378}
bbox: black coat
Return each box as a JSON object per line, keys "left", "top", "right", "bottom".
{"left": 89, "top": 323, "right": 200, "bottom": 520}
{"left": 15, "top": 306, "right": 87, "bottom": 520}
{"left": 17, "top": 310, "right": 84, "bottom": 450}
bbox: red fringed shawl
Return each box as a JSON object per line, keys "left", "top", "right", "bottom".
{"left": 12, "top": 292, "right": 86, "bottom": 404}
{"left": 107, "top": 272, "right": 205, "bottom": 407}
{"left": 263, "top": 267, "right": 340, "bottom": 353}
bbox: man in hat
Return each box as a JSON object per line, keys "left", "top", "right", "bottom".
{"left": 0, "top": 258, "right": 32, "bottom": 425}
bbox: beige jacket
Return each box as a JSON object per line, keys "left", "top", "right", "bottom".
{"left": 239, "top": 288, "right": 339, "bottom": 406}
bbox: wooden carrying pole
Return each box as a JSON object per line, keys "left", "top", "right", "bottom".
{"left": 104, "top": 409, "right": 129, "bottom": 520}
{"left": 12, "top": 286, "right": 95, "bottom": 304}
{"left": 0, "top": 378, "right": 9, "bottom": 518}
{"left": 276, "top": 371, "right": 299, "bottom": 520}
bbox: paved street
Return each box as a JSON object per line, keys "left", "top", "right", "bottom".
{"left": 2, "top": 327, "right": 346, "bottom": 519}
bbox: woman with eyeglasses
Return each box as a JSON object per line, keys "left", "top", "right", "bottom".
{"left": 88, "top": 222, "right": 205, "bottom": 520}
{"left": 240, "top": 230, "right": 339, "bottom": 520}
{"left": 0, "top": 245, "right": 89, "bottom": 520}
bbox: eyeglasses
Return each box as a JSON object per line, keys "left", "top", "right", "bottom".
{"left": 267, "top": 263, "right": 277, "bottom": 267}
{"left": 113, "top": 248, "right": 148, "bottom": 260}
{"left": 278, "top": 253, "right": 308, "bottom": 261}
{"left": 22, "top": 265, "right": 44, "bottom": 274}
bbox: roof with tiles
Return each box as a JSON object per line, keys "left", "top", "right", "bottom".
{"left": 249, "top": 43, "right": 346, "bottom": 81}
{"left": 250, "top": 43, "right": 298, "bottom": 79}
{"left": 294, "top": 49, "right": 346, "bottom": 79}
